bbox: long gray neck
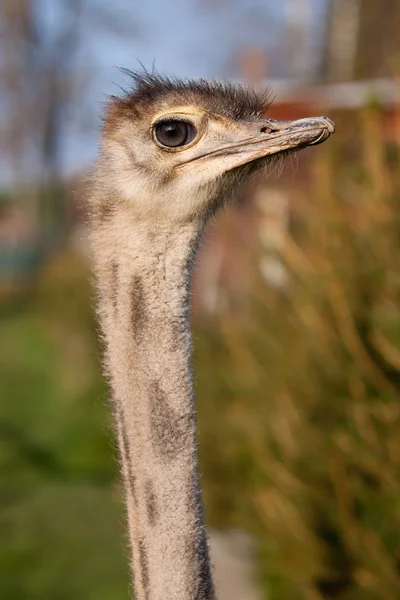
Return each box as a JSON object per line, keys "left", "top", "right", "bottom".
{"left": 91, "top": 211, "right": 215, "bottom": 600}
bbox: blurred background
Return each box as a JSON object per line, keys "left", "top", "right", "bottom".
{"left": 1, "top": 1, "right": 400, "bottom": 598}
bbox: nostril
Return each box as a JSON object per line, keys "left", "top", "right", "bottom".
{"left": 260, "top": 123, "right": 280, "bottom": 134}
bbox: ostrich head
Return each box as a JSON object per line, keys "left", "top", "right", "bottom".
{"left": 95, "top": 72, "right": 335, "bottom": 224}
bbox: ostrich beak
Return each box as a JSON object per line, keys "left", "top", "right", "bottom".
{"left": 181, "top": 115, "right": 335, "bottom": 173}
{"left": 258, "top": 116, "right": 335, "bottom": 149}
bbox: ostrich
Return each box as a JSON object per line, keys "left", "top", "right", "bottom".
{"left": 88, "top": 71, "right": 335, "bottom": 600}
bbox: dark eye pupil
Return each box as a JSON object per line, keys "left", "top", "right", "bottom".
{"left": 164, "top": 124, "right": 181, "bottom": 138}
{"left": 155, "top": 120, "right": 196, "bottom": 148}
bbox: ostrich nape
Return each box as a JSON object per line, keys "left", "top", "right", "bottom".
{"left": 89, "top": 72, "right": 335, "bottom": 600}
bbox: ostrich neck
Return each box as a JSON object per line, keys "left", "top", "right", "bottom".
{"left": 92, "top": 214, "right": 215, "bottom": 600}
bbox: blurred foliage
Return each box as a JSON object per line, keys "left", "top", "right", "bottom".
{"left": 196, "top": 105, "right": 400, "bottom": 599}
{"left": 0, "top": 251, "right": 130, "bottom": 599}
{"left": 1, "top": 104, "right": 400, "bottom": 600}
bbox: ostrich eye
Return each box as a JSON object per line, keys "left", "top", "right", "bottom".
{"left": 155, "top": 120, "right": 197, "bottom": 148}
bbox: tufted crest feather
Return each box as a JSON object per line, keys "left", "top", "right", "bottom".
{"left": 103, "top": 69, "right": 273, "bottom": 132}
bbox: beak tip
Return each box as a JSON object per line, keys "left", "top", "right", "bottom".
{"left": 322, "top": 116, "right": 336, "bottom": 135}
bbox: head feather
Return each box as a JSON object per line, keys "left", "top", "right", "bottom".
{"left": 103, "top": 69, "right": 273, "bottom": 132}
